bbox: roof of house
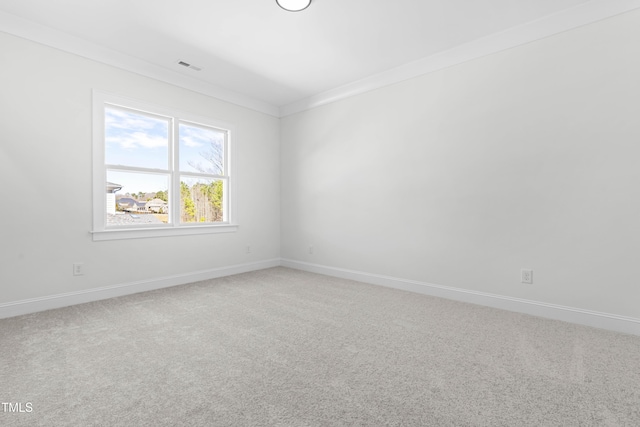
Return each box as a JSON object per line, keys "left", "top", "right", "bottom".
{"left": 117, "top": 197, "right": 136, "bottom": 206}
{"left": 106, "top": 182, "right": 123, "bottom": 193}
{"left": 146, "top": 198, "right": 168, "bottom": 207}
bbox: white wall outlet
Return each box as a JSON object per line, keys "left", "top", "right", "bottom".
{"left": 73, "top": 263, "right": 84, "bottom": 276}
{"left": 308, "top": 245, "right": 314, "bottom": 254}
{"left": 246, "top": 245, "right": 251, "bottom": 254}
{"left": 521, "top": 268, "right": 533, "bottom": 284}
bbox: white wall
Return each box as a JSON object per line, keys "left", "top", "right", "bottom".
{"left": 2, "top": 9, "right": 639, "bottom": 327}
{"left": 0, "top": 32, "right": 280, "bottom": 305}
{"left": 280, "top": 10, "right": 640, "bottom": 319}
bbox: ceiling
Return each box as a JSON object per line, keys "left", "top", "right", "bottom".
{"left": 1, "top": 0, "right": 638, "bottom": 116}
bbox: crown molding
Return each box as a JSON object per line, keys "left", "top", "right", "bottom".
{"left": 0, "top": 10, "right": 280, "bottom": 117}
{"left": 280, "top": 0, "right": 640, "bottom": 117}
{"left": 3, "top": 1, "right": 640, "bottom": 119}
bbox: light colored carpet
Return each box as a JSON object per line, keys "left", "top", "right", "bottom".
{"left": 1, "top": 267, "right": 639, "bottom": 426}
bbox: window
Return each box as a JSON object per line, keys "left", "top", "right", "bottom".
{"left": 92, "top": 91, "right": 237, "bottom": 240}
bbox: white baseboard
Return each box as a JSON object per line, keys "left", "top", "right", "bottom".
{"left": 281, "top": 259, "right": 640, "bottom": 337}
{"left": 0, "top": 259, "right": 280, "bottom": 320}
{"left": 4, "top": 257, "right": 639, "bottom": 337}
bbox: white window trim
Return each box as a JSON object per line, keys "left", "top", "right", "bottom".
{"left": 92, "top": 90, "right": 238, "bottom": 241}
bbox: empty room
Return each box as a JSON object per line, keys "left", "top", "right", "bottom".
{"left": 1, "top": 0, "right": 639, "bottom": 425}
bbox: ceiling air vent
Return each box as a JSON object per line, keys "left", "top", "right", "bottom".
{"left": 177, "top": 60, "right": 202, "bottom": 71}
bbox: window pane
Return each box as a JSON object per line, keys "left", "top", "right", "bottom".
{"left": 106, "top": 170, "right": 169, "bottom": 226}
{"left": 179, "top": 123, "right": 225, "bottom": 175}
{"left": 180, "top": 177, "right": 224, "bottom": 223}
{"left": 105, "top": 107, "right": 169, "bottom": 170}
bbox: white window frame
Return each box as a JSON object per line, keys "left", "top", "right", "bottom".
{"left": 92, "top": 90, "right": 238, "bottom": 241}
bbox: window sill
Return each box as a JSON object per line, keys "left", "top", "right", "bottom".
{"left": 91, "top": 224, "right": 238, "bottom": 241}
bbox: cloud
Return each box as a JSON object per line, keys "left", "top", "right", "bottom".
{"left": 180, "top": 136, "right": 204, "bottom": 148}
{"left": 106, "top": 108, "right": 168, "bottom": 133}
{"left": 106, "top": 132, "right": 167, "bottom": 150}
{"left": 105, "top": 108, "right": 225, "bottom": 153}
{"left": 105, "top": 108, "right": 169, "bottom": 151}
{"left": 179, "top": 123, "right": 223, "bottom": 149}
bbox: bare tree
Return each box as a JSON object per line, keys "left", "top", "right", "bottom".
{"left": 187, "top": 137, "right": 224, "bottom": 175}
{"left": 181, "top": 136, "right": 225, "bottom": 222}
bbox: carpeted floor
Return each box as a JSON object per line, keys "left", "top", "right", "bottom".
{"left": 1, "top": 267, "right": 639, "bottom": 426}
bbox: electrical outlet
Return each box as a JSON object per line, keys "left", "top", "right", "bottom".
{"left": 308, "top": 245, "right": 314, "bottom": 254}
{"left": 73, "top": 263, "right": 84, "bottom": 276}
{"left": 246, "top": 245, "right": 251, "bottom": 254}
{"left": 521, "top": 269, "right": 533, "bottom": 284}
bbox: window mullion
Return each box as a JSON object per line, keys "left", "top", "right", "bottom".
{"left": 179, "top": 172, "right": 226, "bottom": 180}
{"left": 106, "top": 165, "right": 169, "bottom": 174}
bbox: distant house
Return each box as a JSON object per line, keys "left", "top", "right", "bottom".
{"left": 116, "top": 197, "right": 136, "bottom": 211}
{"left": 146, "top": 198, "right": 168, "bottom": 213}
{"left": 106, "top": 182, "right": 122, "bottom": 215}
{"left": 117, "top": 197, "right": 147, "bottom": 213}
